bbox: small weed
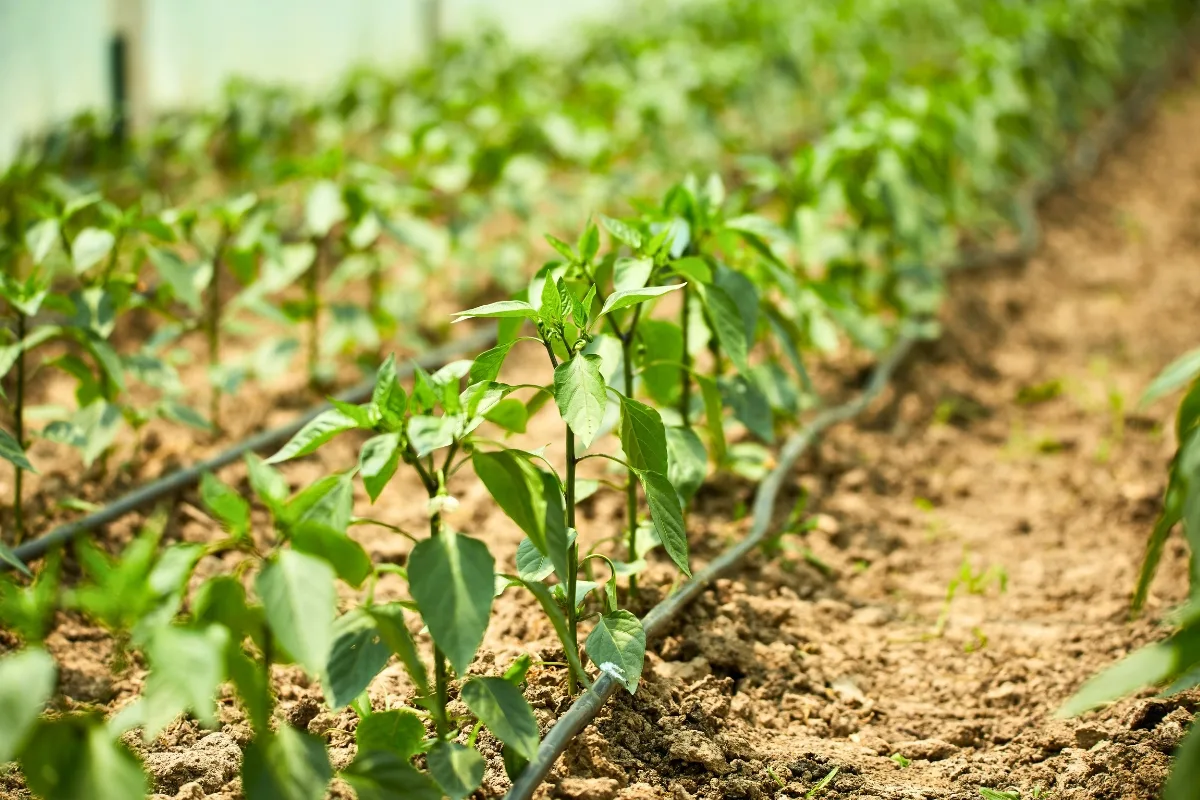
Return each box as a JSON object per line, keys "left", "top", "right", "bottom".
{"left": 767, "top": 765, "right": 786, "bottom": 788}
{"left": 934, "top": 554, "right": 1008, "bottom": 637}
{"left": 890, "top": 753, "right": 911, "bottom": 768}
{"left": 806, "top": 766, "right": 839, "bottom": 798}
{"left": 979, "top": 789, "right": 1021, "bottom": 800}
{"left": 1015, "top": 379, "right": 1064, "bottom": 406}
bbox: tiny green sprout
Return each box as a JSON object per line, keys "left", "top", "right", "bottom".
{"left": 806, "top": 766, "right": 839, "bottom": 798}
{"left": 890, "top": 753, "right": 911, "bottom": 768}
{"left": 979, "top": 789, "right": 1021, "bottom": 800}
{"left": 766, "top": 765, "right": 786, "bottom": 788}
{"left": 1015, "top": 380, "right": 1064, "bottom": 406}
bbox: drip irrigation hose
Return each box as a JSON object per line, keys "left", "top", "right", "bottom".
{"left": 7, "top": 327, "right": 496, "bottom": 568}
{"left": 503, "top": 35, "right": 1196, "bottom": 800}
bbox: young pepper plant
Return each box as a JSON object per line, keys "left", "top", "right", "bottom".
{"left": 263, "top": 355, "right": 543, "bottom": 798}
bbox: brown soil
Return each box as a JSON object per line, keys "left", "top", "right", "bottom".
{"left": 5, "top": 53, "right": 1200, "bottom": 800}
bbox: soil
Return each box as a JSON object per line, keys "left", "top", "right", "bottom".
{"left": 5, "top": 52, "right": 1200, "bottom": 800}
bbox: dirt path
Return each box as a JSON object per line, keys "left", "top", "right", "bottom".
{"left": 544, "top": 69, "right": 1200, "bottom": 800}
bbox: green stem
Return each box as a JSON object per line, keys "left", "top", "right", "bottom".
{"left": 429, "top": 510, "right": 453, "bottom": 739}
{"left": 565, "top": 419, "right": 580, "bottom": 697}
{"left": 680, "top": 284, "right": 692, "bottom": 425}
{"left": 621, "top": 335, "right": 639, "bottom": 597}
{"left": 307, "top": 235, "right": 325, "bottom": 388}
{"left": 208, "top": 228, "right": 229, "bottom": 430}
{"left": 12, "top": 311, "right": 26, "bottom": 545}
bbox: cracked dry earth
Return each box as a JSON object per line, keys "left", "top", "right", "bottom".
{"left": 7, "top": 60, "right": 1200, "bottom": 800}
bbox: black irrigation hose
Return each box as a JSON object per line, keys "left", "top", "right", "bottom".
{"left": 7, "top": 327, "right": 497, "bottom": 567}
{"left": 504, "top": 32, "right": 1198, "bottom": 800}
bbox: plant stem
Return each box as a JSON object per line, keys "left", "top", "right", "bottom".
{"left": 307, "top": 235, "right": 325, "bottom": 388}
{"left": 208, "top": 227, "right": 229, "bottom": 431}
{"left": 429, "top": 510, "right": 453, "bottom": 739}
{"left": 564, "top": 419, "right": 580, "bottom": 697}
{"left": 621, "top": 335, "right": 639, "bottom": 597}
{"left": 680, "top": 284, "right": 692, "bottom": 425}
{"left": 12, "top": 311, "right": 26, "bottom": 545}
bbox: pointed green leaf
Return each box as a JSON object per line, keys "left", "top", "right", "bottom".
{"left": 0, "top": 647, "right": 56, "bottom": 763}
{"left": 148, "top": 247, "right": 202, "bottom": 311}
{"left": 359, "top": 433, "right": 401, "bottom": 502}
{"left": 141, "top": 625, "right": 229, "bottom": 739}
{"left": 452, "top": 300, "right": 539, "bottom": 323}
{"left": 245, "top": 453, "right": 289, "bottom": 512}
{"left": 305, "top": 180, "right": 347, "bottom": 238}
{"left": 599, "top": 283, "right": 684, "bottom": 318}
{"left": 666, "top": 427, "right": 707, "bottom": 502}
{"left": 516, "top": 537, "right": 555, "bottom": 582}
{"left": 287, "top": 473, "right": 354, "bottom": 533}
{"left": 243, "top": 724, "right": 332, "bottom": 800}
{"left": 1163, "top": 720, "right": 1200, "bottom": 800}
{"left": 696, "top": 374, "right": 727, "bottom": 463}
{"left": 25, "top": 219, "right": 59, "bottom": 265}
{"left": 407, "top": 415, "right": 461, "bottom": 457}
{"left": 0, "top": 428, "right": 34, "bottom": 472}
{"left": 614, "top": 257, "right": 653, "bottom": 292}
{"left": 21, "top": 716, "right": 147, "bottom": 799}
{"left": 599, "top": 215, "right": 643, "bottom": 249}
{"left": 291, "top": 523, "right": 372, "bottom": 587}
{"left": 722, "top": 375, "right": 774, "bottom": 443}
{"left": 485, "top": 398, "right": 528, "bottom": 433}
{"left": 470, "top": 342, "right": 516, "bottom": 384}
{"left": 472, "top": 449, "right": 561, "bottom": 556}
{"left": 1058, "top": 628, "right": 1200, "bottom": 717}
{"left": 370, "top": 603, "right": 429, "bottom": 696}
{"left": 408, "top": 531, "right": 494, "bottom": 674}
{"left": 0, "top": 542, "right": 31, "bottom": 577}
{"left": 696, "top": 283, "right": 749, "bottom": 374}
{"left": 638, "top": 319, "right": 683, "bottom": 407}
{"left": 343, "top": 750, "right": 441, "bottom": 800}
{"left": 256, "top": 551, "right": 336, "bottom": 674}
{"left": 554, "top": 355, "right": 607, "bottom": 448}
{"left": 355, "top": 708, "right": 425, "bottom": 759}
{"left": 619, "top": 396, "right": 668, "bottom": 474}
{"left": 200, "top": 472, "right": 250, "bottom": 539}
{"left": 543, "top": 234, "right": 576, "bottom": 262}
{"left": 578, "top": 222, "right": 600, "bottom": 263}
{"left": 71, "top": 228, "right": 116, "bottom": 274}
{"left": 585, "top": 610, "right": 646, "bottom": 694}
{"left": 1143, "top": 348, "right": 1200, "bottom": 406}
{"left": 428, "top": 741, "right": 484, "bottom": 800}
{"left": 266, "top": 409, "right": 360, "bottom": 463}
{"left": 636, "top": 470, "right": 690, "bottom": 576}
{"left": 462, "top": 677, "right": 539, "bottom": 760}
{"left": 671, "top": 256, "right": 711, "bottom": 284}
{"left": 515, "top": 578, "right": 589, "bottom": 687}
{"left": 714, "top": 264, "right": 759, "bottom": 343}
{"left": 326, "top": 609, "right": 392, "bottom": 709}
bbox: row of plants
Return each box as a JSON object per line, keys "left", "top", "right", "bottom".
{"left": 2, "top": 0, "right": 1198, "bottom": 798}
{"left": 3, "top": 0, "right": 1162, "bottom": 546}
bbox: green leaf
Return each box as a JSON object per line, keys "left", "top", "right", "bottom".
{"left": 141, "top": 625, "right": 229, "bottom": 739}
{"left": 359, "top": 433, "right": 401, "bottom": 502}
{"left": 514, "top": 578, "right": 589, "bottom": 687}
{"left": 1057, "top": 628, "right": 1200, "bottom": 717}
{"left": 193, "top": 576, "right": 262, "bottom": 643}
{"left": 245, "top": 453, "right": 289, "bottom": 515}
{"left": 462, "top": 677, "right": 540, "bottom": 760}
{"left": 585, "top": 610, "right": 646, "bottom": 693}
{"left": 291, "top": 523, "right": 372, "bottom": 587}
{"left": 470, "top": 342, "right": 516, "bottom": 384}
{"left": 696, "top": 374, "right": 727, "bottom": 463}
{"left": 370, "top": 604, "right": 429, "bottom": 696}
{"left": 722, "top": 375, "right": 774, "bottom": 443}
{"left": 0, "top": 427, "right": 34, "bottom": 472}
{"left": 428, "top": 741, "right": 484, "bottom": 800}
{"left": 326, "top": 609, "right": 392, "bottom": 709}
{"left": 330, "top": 398, "right": 379, "bottom": 429}
{"left": 200, "top": 472, "right": 250, "bottom": 539}
{"left": 452, "top": 300, "right": 539, "bottom": 323}
{"left": 0, "top": 542, "right": 31, "bottom": 577}
{"left": 21, "top": 716, "right": 147, "bottom": 799}
{"left": 25, "top": 218, "right": 59, "bottom": 264}
{"left": 713, "top": 264, "right": 759, "bottom": 343}
{"left": 1143, "top": 348, "right": 1200, "bottom": 406}
{"left": 1163, "top": 720, "right": 1200, "bottom": 800}
{"left": 696, "top": 283, "right": 750, "bottom": 374}
{"left": 619, "top": 396, "right": 668, "bottom": 474}
{"left": 408, "top": 531, "right": 494, "bottom": 674}
{"left": 636, "top": 470, "right": 690, "bottom": 576}
{"left": 287, "top": 473, "right": 354, "bottom": 533}
{"left": 305, "top": 180, "right": 347, "bottom": 238}
{"left": 543, "top": 234, "right": 576, "bottom": 262}
{"left": 516, "top": 536, "right": 555, "bottom": 582}
{"left": 614, "top": 257, "right": 653, "bottom": 292}
{"left": 599, "top": 215, "right": 643, "bottom": 249}
{"left": 243, "top": 724, "right": 332, "bottom": 800}
{"left": 148, "top": 247, "right": 202, "bottom": 311}
{"left": 407, "top": 415, "right": 461, "bottom": 457}
{"left": 71, "top": 227, "right": 116, "bottom": 274}
{"left": 355, "top": 708, "right": 425, "bottom": 759}
{"left": 599, "top": 284, "right": 684, "bottom": 318}
{"left": 578, "top": 222, "right": 600, "bottom": 263}
{"left": 638, "top": 319, "right": 683, "bottom": 407}
{"left": 978, "top": 790, "right": 1020, "bottom": 800}
{"left": 666, "top": 427, "right": 708, "bottom": 502}
{"left": 256, "top": 551, "right": 336, "bottom": 674}
{"left": 266, "top": 408, "right": 361, "bottom": 463}
{"left": 485, "top": 398, "right": 528, "bottom": 433}
{"left": 671, "top": 256, "right": 711, "bottom": 284}
{"left": 554, "top": 355, "right": 607, "bottom": 448}
{"left": 0, "top": 647, "right": 56, "bottom": 763}
{"left": 342, "top": 750, "right": 441, "bottom": 800}
{"left": 472, "top": 449, "right": 560, "bottom": 556}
